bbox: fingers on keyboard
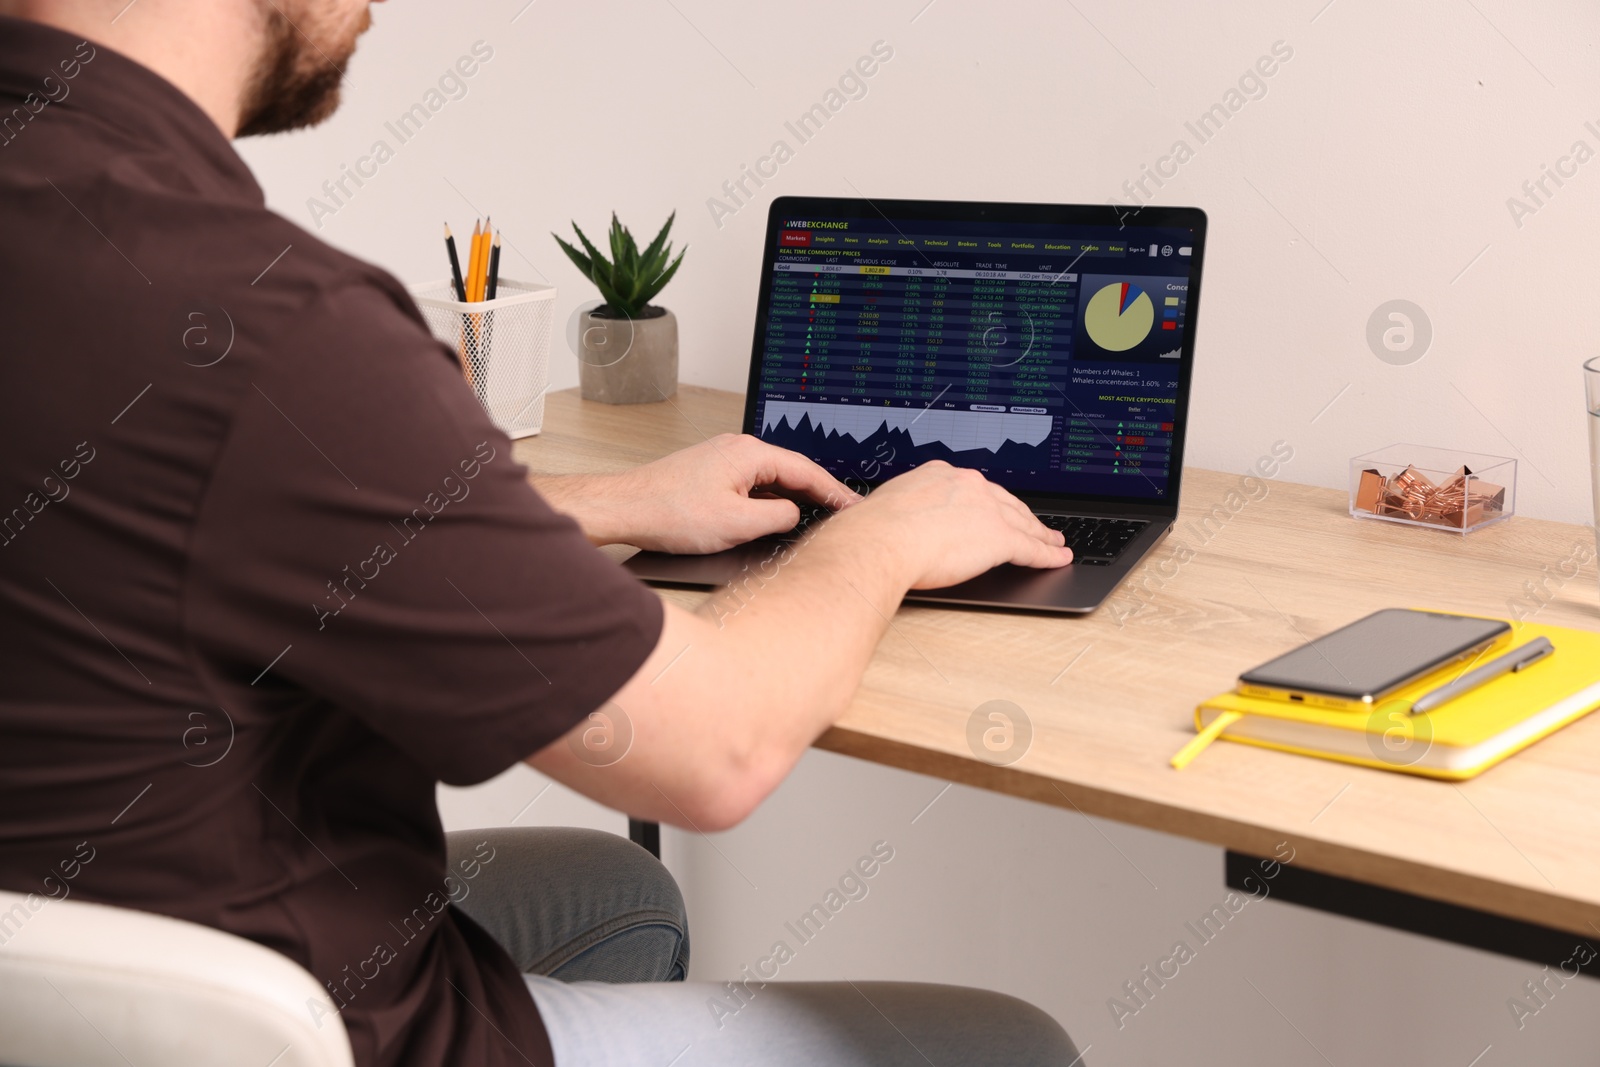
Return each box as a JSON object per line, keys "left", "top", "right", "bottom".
{"left": 1035, "top": 515, "right": 1145, "bottom": 564}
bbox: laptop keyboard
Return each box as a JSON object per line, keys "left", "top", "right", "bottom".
{"left": 1035, "top": 515, "right": 1148, "bottom": 566}
{"left": 762, "top": 503, "right": 832, "bottom": 542}
{"left": 761, "top": 505, "right": 1145, "bottom": 566}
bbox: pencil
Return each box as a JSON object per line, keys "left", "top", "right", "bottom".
{"left": 1169, "top": 710, "right": 1242, "bottom": 770}
{"left": 472, "top": 217, "right": 493, "bottom": 302}
{"left": 464, "top": 220, "right": 484, "bottom": 303}
{"left": 457, "top": 220, "right": 484, "bottom": 385}
{"left": 444, "top": 223, "right": 467, "bottom": 302}
{"left": 486, "top": 233, "right": 502, "bottom": 301}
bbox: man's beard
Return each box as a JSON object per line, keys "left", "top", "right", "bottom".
{"left": 236, "top": 4, "right": 369, "bottom": 137}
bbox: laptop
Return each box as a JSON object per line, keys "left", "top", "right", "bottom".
{"left": 625, "top": 196, "right": 1207, "bottom": 614}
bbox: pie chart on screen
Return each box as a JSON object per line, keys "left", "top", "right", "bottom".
{"left": 1084, "top": 281, "right": 1155, "bottom": 352}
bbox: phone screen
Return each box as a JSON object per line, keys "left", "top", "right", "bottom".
{"left": 1238, "top": 609, "right": 1511, "bottom": 703}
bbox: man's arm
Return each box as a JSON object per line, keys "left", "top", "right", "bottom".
{"left": 525, "top": 472, "right": 635, "bottom": 547}
{"left": 528, "top": 452, "right": 1070, "bottom": 831}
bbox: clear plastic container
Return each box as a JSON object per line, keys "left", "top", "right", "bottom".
{"left": 1349, "top": 444, "right": 1515, "bottom": 534}
{"left": 1586, "top": 357, "right": 1600, "bottom": 595}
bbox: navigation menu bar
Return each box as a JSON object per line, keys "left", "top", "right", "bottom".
{"left": 774, "top": 262, "right": 1078, "bottom": 283}
{"left": 779, "top": 229, "right": 1136, "bottom": 257}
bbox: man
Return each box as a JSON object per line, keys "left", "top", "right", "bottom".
{"left": 0, "top": 2, "right": 1079, "bottom": 1064}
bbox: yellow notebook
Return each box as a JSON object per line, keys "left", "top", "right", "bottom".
{"left": 1177, "top": 618, "right": 1600, "bottom": 780}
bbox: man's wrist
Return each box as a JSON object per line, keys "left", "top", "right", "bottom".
{"left": 805, "top": 505, "right": 917, "bottom": 598}
{"left": 527, "top": 471, "right": 634, "bottom": 546}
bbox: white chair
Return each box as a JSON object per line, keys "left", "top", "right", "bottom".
{"left": 0, "top": 890, "right": 352, "bottom": 1067}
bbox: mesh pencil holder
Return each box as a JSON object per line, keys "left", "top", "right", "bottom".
{"left": 410, "top": 278, "right": 555, "bottom": 439}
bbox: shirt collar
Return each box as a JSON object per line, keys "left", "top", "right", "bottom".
{"left": 0, "top": 15, "right": 263, "bottom": 207}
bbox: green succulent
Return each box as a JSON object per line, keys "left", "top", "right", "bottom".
{"left": 553, "top": 212, "right": 686, "bottom": 320}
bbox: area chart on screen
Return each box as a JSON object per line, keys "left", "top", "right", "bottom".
{"left": 761, "top": 400, "right": 1051, "bottom": 455}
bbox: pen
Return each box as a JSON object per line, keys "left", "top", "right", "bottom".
{"left": 1409, "top": 636, "right": 1555, "bottom": 715}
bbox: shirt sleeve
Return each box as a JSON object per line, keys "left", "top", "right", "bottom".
{"left": 185, "top": 275, "right": 663, "bottom": 785}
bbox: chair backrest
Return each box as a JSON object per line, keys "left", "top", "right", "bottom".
{"left": 0, "top": 890, "right": 353, "bottom": 1067}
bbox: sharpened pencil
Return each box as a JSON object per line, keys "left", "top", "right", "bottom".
{"left": 464, "top": 220, "right": 484, "bottom": 303}
{"left": 444, "top": 223, "right": 467, "bottom": 302}
{"left": 486, "top": 233, "right": 502, "bottom": 301}
{"left": 472, "top": 217, "right": 493, "bottom": 302}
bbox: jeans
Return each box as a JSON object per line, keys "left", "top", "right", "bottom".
{"left": 447, "top": 827, "right": 1082, "bottom": 1066}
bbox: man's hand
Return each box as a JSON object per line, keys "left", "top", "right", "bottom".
{"left": 621, "top": 434, "right": 862, "bottom": 553}
{"left": 821, "top": 461, "right": 1072, "bottom": 590}
{"left": 531, "top": 434, "right": 860, "bottom": 553}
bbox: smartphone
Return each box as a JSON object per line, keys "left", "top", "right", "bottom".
{"left": 1237, "top": 609, "right": 1512, "bottom": 711}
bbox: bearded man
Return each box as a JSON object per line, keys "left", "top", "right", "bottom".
{"left": 0, "top": 4, "right": 1078, "bottom": 1065}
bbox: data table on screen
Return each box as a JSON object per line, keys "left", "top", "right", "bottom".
{"left": 752, "top": 220, "right": 1194, "bottom": 498}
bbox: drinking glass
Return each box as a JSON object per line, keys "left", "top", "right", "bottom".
{"left": 1586, "top": 358, "right": 1600, "bottom": 584}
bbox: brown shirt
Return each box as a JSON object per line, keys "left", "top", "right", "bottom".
{"left": 0, "top": 18, "right": 663, "bottom": 1067}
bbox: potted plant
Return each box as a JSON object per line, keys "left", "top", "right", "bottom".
{"left": 554, "top": 212, "right": 686, "bottom": 404}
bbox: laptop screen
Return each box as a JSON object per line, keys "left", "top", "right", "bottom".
{"left": 744, "top": 198, "right": 1205, "bottom": 507}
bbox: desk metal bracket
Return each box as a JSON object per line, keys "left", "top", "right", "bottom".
{"left": 630, "top": 818, "right": 661, "bottom": 859}
{"left": 1225, "top": 851, "right": 1598, "bottom": 977}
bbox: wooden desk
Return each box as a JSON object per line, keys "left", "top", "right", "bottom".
{"left": 516, "top": 385, "right": 1600, "bottom": 949}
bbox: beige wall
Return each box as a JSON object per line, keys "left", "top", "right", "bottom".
{"left": 239, "top": 0, "right": 1600, "bottom": 525}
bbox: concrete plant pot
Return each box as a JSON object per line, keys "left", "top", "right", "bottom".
{"left": 578, "top": 307, "right": 678, "bottom": 404}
